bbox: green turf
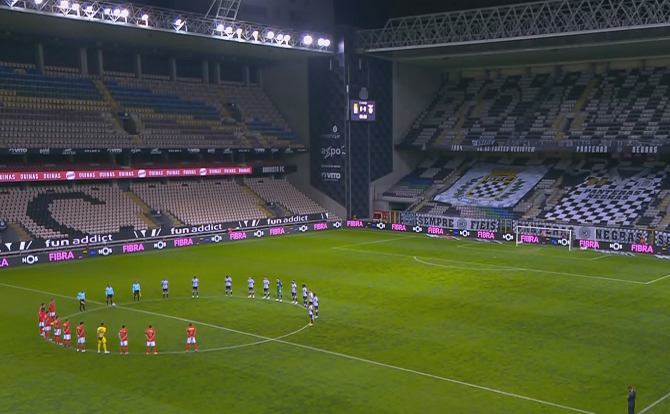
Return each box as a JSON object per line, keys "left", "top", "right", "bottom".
{"left": 1, "top": 229, "right": 669, "bottom": 413}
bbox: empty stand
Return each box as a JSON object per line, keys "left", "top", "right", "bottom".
{"left": 245, "top": 177, "right": 328, "bottom": 215}
{"left": 130, "top": 180, "right": 267, "bottom": 225}
{"left": 400, "top": 66, "right": 670, "bottom": 150}
{"left": 0, "top": 65, "right": 130, "bottom": 148}
{"left": 0, "top": 184, "right": 148, "bottom": 240}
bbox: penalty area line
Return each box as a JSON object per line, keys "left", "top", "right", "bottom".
{"left": 639, "top": 390, "right": 670, "bottom": 414}
{"left": 645, "top": 274, "right": 670, "bottom": 285}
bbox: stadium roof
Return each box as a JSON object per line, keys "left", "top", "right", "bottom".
{"left": 355, "top": 0, "right": 670, "bottom": 69}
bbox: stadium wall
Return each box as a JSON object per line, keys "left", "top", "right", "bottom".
{"left": 287, "top": 154, "right": 347, "bottom": 219}
{"left": 262, "top": 58, "right": 310, "bottom": 143}
{"left": 370, "top": 63, "right": 442, "bottom": 206}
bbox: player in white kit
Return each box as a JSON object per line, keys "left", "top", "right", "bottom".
{"left": 191, "top": 276, "right": 199, "bottom": 298}
{"left": 291, "top": 280, "right": 298, "bottom": 304}
{"left": 247, "top": 277, "right": 255, "bottom": 299}
{"left": 262, "top": 277, "right": 270, "bottom": 300}
{"left": 302, "top": 284, "right": 308, "bottom": 307}
{"left": 161, "top": 278, "right": 169, "bottom": 299}
{"left": 225, "top": 275, "right": 232, "bottom": 297}
{"left": 313, "top": 293, "right": 319, "bottom": 318}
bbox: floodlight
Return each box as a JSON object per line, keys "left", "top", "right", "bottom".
{"left": 141, "top": 13, "right": 149, "bottom": 21}
{"left": 276, "top": 33, "right": 284, "bottom": 41}
{"left": 283, "top": 35, "right": 290, "bottom": 43}
{"left": 120, "top": 9, "right": 128, "bottom": 18}
{"left": 59, "top": 0, "right": 69, "bottom": 8}
{"left": 235, "top": 28, "right": 242, "bottom": 35}
{"left": 113, "top": 8, "right": 120, "bottom": 16}
{"left": 103, "top": 7, "right": 111, "bottom": 15}
{"left": 266, "top": 31, "right": 274, "bottom": 39}
{"left": 252, "top": 30, "right": 259, "bottom": 41}
{"left": 71, "top": 2, "right": 79, "bottom": 11}
{"left": 303, "top": 35, "right": 313, "bottom": 45}
{"left": 224, "top": 26, "right": 233, "bottom": 35}
{"left": 216, "top": 23, "right": 225, "bottom": 32}
{"left": 173, "top": 18, "right": 185, "bottom": 32}
{"left": 34, "top": 0, "right": 43, "bottom": 5}
{"left": 324, "top": 39, "right": 331, "bottom": 47}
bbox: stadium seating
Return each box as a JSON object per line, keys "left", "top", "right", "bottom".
{"left": 0, "top": 65, "right": 130, "bottom": 148}
{"left": 405, "top": 156, "right": 670, "bottom": 229}
{"left": 0, "top": 184, "right": 148, "bottom": 239}
{"left": 0, "top": 62, "right": 304, "bottom": 150}
{"left": 245, "top": 178, "right": 329, "bottom": 215}
{"left": 130, "top": 180, "right": 268, "bottom": 226}
{"left": 382, "top": 157, "right": 459, "bottom": 199}
{"left": 104, "top": 76, "right": 244, "bottom": 148}
{"left": 400, "top": 66, "right": 670, "bottom": 150}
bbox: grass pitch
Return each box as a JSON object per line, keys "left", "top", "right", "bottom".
{"left": 1, "top": 229, "right": 669, "bottom": 413}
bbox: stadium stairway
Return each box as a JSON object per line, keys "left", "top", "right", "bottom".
{"left": 240, "top": 186, "right": 274, "bottom": 218}
{"left": 94, "top": 80, "right": 125, "bottom": 132}
{"left": 656, "top": 192, "right": 670, "bottom": 229}
{"left": 123, "top": 191, "right": 161, "bottom": 229}
{"left": 8, "top": 222, "right": 31, "bottom": 242}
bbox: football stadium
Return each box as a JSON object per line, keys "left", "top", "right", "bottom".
{"left": 1, "top": 0, "right": 670, "bottom": 413}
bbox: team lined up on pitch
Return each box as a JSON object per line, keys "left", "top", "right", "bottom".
{"left": 37, "top": 275, "right": 319, "bottom": 354}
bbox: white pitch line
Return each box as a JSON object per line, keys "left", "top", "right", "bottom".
{"left": 2, "top": 281, "right": 596, "bottom": 413}
{"left": 413, "top": 256, "right": 519, "bottom": 272}
{"left": 335, "top": 246, "right": 645, "bottom": 285}
{"left": 332, "top": 235, "right": 412, "bottom": 249}
{"left": 267, "top": 337, "right": 597, "bottom": 414}
{"left": 645, "top": 274, "right": 670, "bottom": 285}
{"left": 639, "top": 390, "right": 670, "bottom": 413}
{"left": 411, "top": 255, "right": 647, "bottom": 285}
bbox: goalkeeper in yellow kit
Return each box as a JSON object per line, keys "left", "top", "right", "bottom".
{"left": 97, "top": 322, "right": 110, "bottom": 354}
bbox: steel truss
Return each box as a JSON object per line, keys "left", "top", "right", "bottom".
{"left": 205, "top": 0, "right": 242, "bottom": 21}
{"left": 358, "top": 0, "right": 670, "bottom": 52}
{"left": 1, "top": 0, "right": 331, "bottom": 52}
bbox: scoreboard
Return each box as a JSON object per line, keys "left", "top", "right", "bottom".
{"left": 350, "top": 100, "right": 376, "bottom": 121}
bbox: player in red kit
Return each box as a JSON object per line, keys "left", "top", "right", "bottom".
{"left": 48, "top": 299, "right": 55, "bottom": 317}
{"left": 118, "top": 324, "right": 129, "bottom": 355}
{"left": 62, "top": 319, "right": 71, "bottom": 348}
{"left": 145, "top": 324, "right": 157, "bottom": 355}
{"left": 76, "top": 321, "right": 85, "bottom": 352}
{"left": 185, "top": 322, "right": 198, "bottom": 352}
{"left": 53, "top": 316, "right": 62, "bottom": 346}
{"left": 43, "top": 313, "right": 52, "bottom": 341}
{"left": 38, "top": 305, "right": 46, "bottom": 336}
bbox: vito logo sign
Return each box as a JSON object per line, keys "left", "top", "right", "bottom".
{"left": 321, "top": 171, "right": 341, "bottom": 181}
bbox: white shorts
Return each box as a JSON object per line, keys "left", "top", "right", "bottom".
{"left": 44, "top": 326, "right": 51, "bottom": 331}
{"left": 64, "top": 334, "right": 71, "bottom": 340}
{"left": 186, "top": 337, "right": 196, "bottom": 344}
{"left": 146, "top": 341, "right": 155, "bottom": 347}
{"left": 39, "top": 322, "right": 44, "bottom": 327}
{"left": 54, "top": 329, "right": 61, "bottom": 336}
{"left": 50, "top": 312, "right": 55, "bottom": 317}
{"left": 77, "top": 337, "right": 85, "bottom": 344}
{"left": 120, "top": 340, "right": 128, "bottom": 347}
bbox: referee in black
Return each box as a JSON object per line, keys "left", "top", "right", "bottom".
{"left": 627, "top": 386, "right": 636, "bottom": 414}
